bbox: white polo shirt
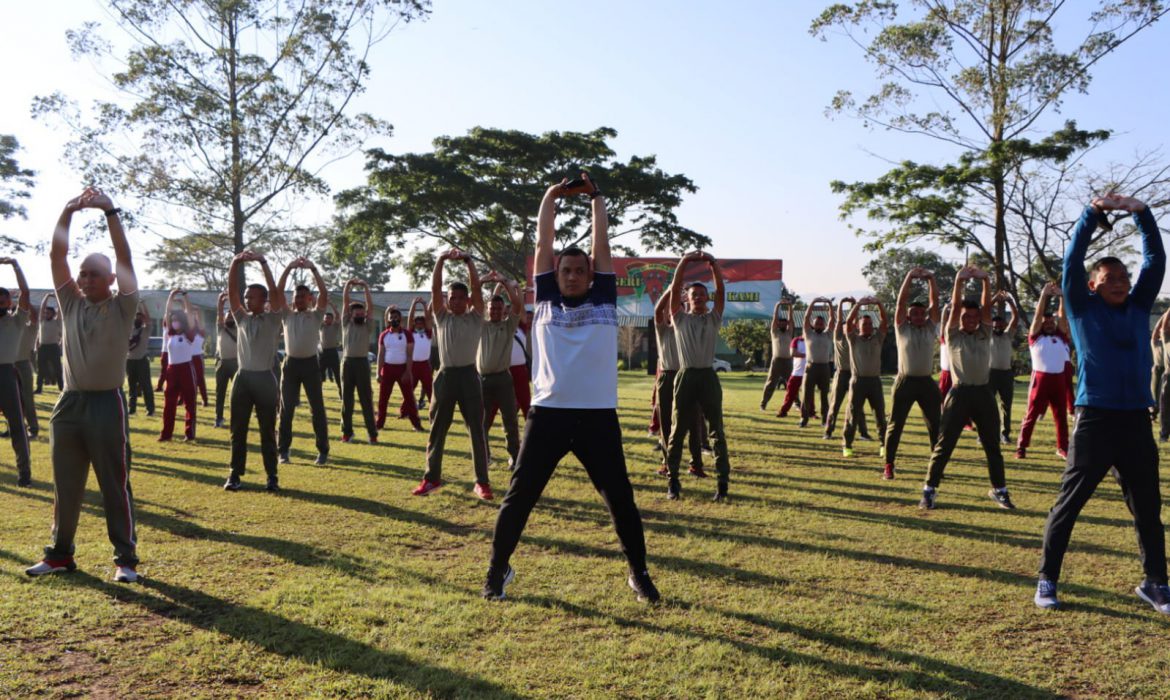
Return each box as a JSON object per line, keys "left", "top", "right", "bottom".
{"left": 1029, "top": 331, "right": 1070, "bottom": 374}
{"left": 531, "top": 271, "right": 618, "bottom": 409}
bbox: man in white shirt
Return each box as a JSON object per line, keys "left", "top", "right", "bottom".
{"left": 484, "top": 174, "right": 657, "bottom": 603}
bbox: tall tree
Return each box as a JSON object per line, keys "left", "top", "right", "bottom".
{"left": 812, "top": 1, "right": 1168, "bottom": 291}
{"left": 35, "top": 0, "right": 430, "bottom": 278}
{"left": 335, "top": 127, "right": 709, "bottom": 284}
{"left": 0, "top": 135, "right": 36, "bottom": 251}
{"left": 862, "top": 247, "right": 958, "bottom": 307}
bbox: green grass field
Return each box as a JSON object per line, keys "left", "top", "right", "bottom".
{"left": 1, "top": 368, "right": 1168, "bottom": 698}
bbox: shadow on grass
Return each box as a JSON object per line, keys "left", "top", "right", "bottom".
{"left": 43, "top": 566, "right": 525, "bottom": 699}
{"left": 519, "top": 593, "right": 1059, "bottom": 699}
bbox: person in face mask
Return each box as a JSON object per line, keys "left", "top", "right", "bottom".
{"left": 35, "top": 295, "right": 63, "bottom": 393}
{"left": 318, "top": 304, "right": 342, "bottom": 395}
{"left": 375, "top": 304, "right": 421, "bottom": 432}
{"left": 988, "top": 292, "right": 1019, "bottom": 446}
{"left": 340, "top": 278, "right": 377, "bottom": 443}
{"left": 126, "top": 301, "right": 154, "bottom": 416}
{"left": 156, "top": 290, "right": 198, "bottom": 442}
{"left": 214, "top": 291, "right": 237, "bottom": 428}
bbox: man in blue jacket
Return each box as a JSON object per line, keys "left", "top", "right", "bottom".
{"left": 1035, "top": 194, "right": 1169, "bottom": 614}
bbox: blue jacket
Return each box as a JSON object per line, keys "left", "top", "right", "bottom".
{"left": 1063, "top": 205, "right": 1164, "bottom": 410}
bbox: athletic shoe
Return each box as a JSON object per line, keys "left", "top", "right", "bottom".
{"left": 859, "top": 433, "right": 873, "bottom": 442}
{"left": 1034, "top": 579, "right": 1060, "bottom": 609}
{"left": 1015, "top": 448, "right": 1026, "bottom": 459}
{"left": 265, "top": 476, "right": 280, "bottom": 492}
{"left": 1055, "top": 449, "right": 1068, "bottom": 459}
{"left": 507, "top": 456, "right": 515, "bottom": 469}
{"left": 656, "top": 464, "right": 669, "bottom": 477}
{"left": 919, "top": 486, "right": 937, "bottom": 510}
{"left": 278, "top": 452, "right": 290, "bottom": 464}
{"left": 647, "top": 429, "right": 659, "bottom": 438}
{"left": 688, "top": 465, "right": 709, "bottom": 478}
{"left": 474, "top": 482, "right": 494, "bottom": 501}
{"left": 369, "top": 435, "right": 378, "bottom": 445}
{"left": 842, "top": 447, "right": 853, "bottom": 458}
{"left": 989, "top": 488, "right": 1016, "bottom": 509}
{"left": 157, "top": 435, "right": 172, "bottom": 442}
{"left": 879, "top": 446, "right": 886, "bottom": 458}
{"left": 182, "top": 435, "right": 196, "bottom": 443}
{"left": 113, "top": 566, "right": 139, "bottom": 583}
{"left": 482, "top": 565, "right": 515, "bottom": 601}
{"left": 702, "top": 445, "right": 713, "bottom": 456}
{"left": 314, "top": 453, "right": 328, "bottom": 466}
{"left": 412, "top": 478, "right": 442, "bottom": 496}
{"left": 223, "top": 475, "right": 241, "bottom": 491}
{"left": 759, "top": 404, "right": 767, "bottom": 412}
{"left": 666, "top": 478, "right": 681, "bottom": 500}
{"left": 17, "top": 472, "right": 31, "bottom": 487}
{"left": 882, "top": 463, "right": 895, "bottom": 480}
{"left": 1135, "top": 581, "right": 1170, "bottom": 614}
{"left": 822, "top": 432, "right": 832, "bottom": 440}
{"left": 712, "top": 483, "right": 728, "bottom": 502}
{"left": 1000, "top": 434, "right": 1010, "bottom": 445}
{"left": 340, "top": 434, "right": 352, "bottom": 443}
{"left": 798, "top": 418, "right": 809, "bottom": 428}
{"left": 627, "top": 569, "right": 661, "bottom": 604}
{"left": 214, "top": 419, "right": 224, "bottom": 429}
{"left": 25, "top": 558, "right": 77, "bottom": 576}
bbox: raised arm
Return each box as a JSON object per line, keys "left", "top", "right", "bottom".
{"left": 978, "top": 271, "right": 992, "bottom": 324}
{"left": 894, "top": 269, "right": 916, "bottom": 326}
{"left": 583, "top": 174, "right": 611, "bottom": 274}
{"left": 431, "top": 251, "right": 450, "bottom": 316}
{"left": 50, "top": 192, "right": 89, "bottom": 292}
{"left": 1110, "top": 196, "right": 1164, "bottom": 309}
{"left": 1055, "top": 288, "right": 1071, "bottom": 336}
{"left": 39, "top": 291, "right": 56, "bottom": 317}
{"left": 227, "top": 253, "right": 247, "bottom": 315}
{"left": 0, "top": 260, "right": 31, "bottom": 312}
{"left": 668, "top": 253, "right": 699, "bottom": 316}
{"left": 410, "top": 296, "right": 430, "bottom": 332}
{"left": 362, "top": 280, "right": 373, "bottom": 317}
{"left": 464, "top": 254, "right": 484, "bottom": 315}
{"left": 140, "top": 299, "right": 152, "bottom": 325}
{"left": 276, "top": 259, "right": 296, "bottom": 302}
{"left": 771, "top": 302, "right": 782, "bottom": 330}
{"left": 949, "top": 268, "right": 968, "bottom": 329}
{"left": 875, "top": 298, "right": 889, "bottom": 335}
{"left": 1030, "top": 283, "right": 1054, "bottom": 337}
{"left": 216, "top": 293, "right": 227, "bottom": 327}
{"left": 260, "top": 255, "right": 283, "bottom": 312}
{"left": 1000, "top": 292, "right": 1020, "bottom": 334}
{"left": 844, "top": 298, "right": 862, "bottom": 334}
{"left": 926, "top": 271, "right": 940, "bottom": 324}
{"left": 84, "top": 190, "right": 136, "bottom": 294}
{"left": 833, "top": 298, "right": 849, "bottom": 332}
{"left": 655, "top": 287, "right": 674, "bottom": 325}
{"left": 707, "top": 254, "right": 725, "bottom": 317}
{"left": 534, "top": 179, "right": 567, "bottom": 276}
{"left": 342, "top": 280, "right": 354, "bottom": 318}
{"left": 164, "top": 289, "right": 180, "bottom": 321}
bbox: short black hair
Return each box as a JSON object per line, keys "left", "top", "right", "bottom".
{"left": 992, "top": 314, "right": 1005, "bottom": 322}
{"left": 490, "top": 294, "right": 505, "bottom": 304}
{"left": 1042, "top": 311, "right": 1055, "bottom": 318}
{"left": 557, "top": 246, "right": 591, "bottom": 267}
{"left": 908, "top": 301, "right": 927, "bottom": 309}
{"left": 246, "top": 283, "right": 268, "bottom": 299}
{"left": 0, "top": 287, "right": 9, "bottom": 298}
{"left": 1091, "top": 256, "right": 1127, "bottom": 274}
{"left": 960, "top": 297, "right": 981, "bottom": 311}
{"left": 294, "top": 284, "right": 312, "bottom": 295}
{"left": 349, "top": 302, "right": 365, "bottom": 312}
{"left": 448, "top": 281, "right": 469, "bottom": 295}
{"left": 687, "top": 282, "right": 708, "bottom": 293}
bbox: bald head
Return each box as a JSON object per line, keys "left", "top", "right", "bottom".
{"left": 82, "top": 253, "right": 113, "bottom": 276}
{"left": 77, "top": 252, "right": 116, "bottom": 302}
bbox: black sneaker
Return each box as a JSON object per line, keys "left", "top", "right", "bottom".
{"left": 266, "top": 476, "right": 281, "bottom": 492}
{"left": 17, "top": 472, "right": 31, "bottom": 488}
{"left": 483, "top": 565, "right": 515, "bottom": 600}
{"left": 278, "top": 452, "right": 290, "bottom": 464}
{"left": 627, "top": 569, "right": 661, "bottom": 604}
{"left": 223, "top": 474, "right": 241, "bottom": 491}
{"left": 821, "top": 432, "right": 832, "bottom": 440}
{"left": 858, "top": 433, "right": 873, "bottom": 441}
{"left": 989, "top": 488, "right": 1016, "bottom": 510}
{"left": 919, "top": 486, "right": 936, "bottom": 510}
{"left": 314, "top": 453, "right": 328, "bottom": 466}
{"left": 798, "top": 418, "right": 809, "bottom": 428}
{"left": 214, "top": 419, "right": 224, "bottom": 429}
{"left": 667, "top": 478, "right": 681, "bottom": 500}
{"left": 1135, "top": 580, "right": 1170, "bottom": 614}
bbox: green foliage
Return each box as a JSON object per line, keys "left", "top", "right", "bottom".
{"left": 812, "top": 1, "right": 1168, "bottom": 300}
{"left": 334, "top": 126, "right": 710, "bottom": 284}
{"left": 0, "top": 135, "right": 36, "bottom": 250}
{"left": 720, "top": 319, "right": 770, "bottom": 366}
{"left": 34, "top": 0, "right": 430, "bottom": 278}
{"left": 862, "top": 248, "right": 958, "bottom": 308}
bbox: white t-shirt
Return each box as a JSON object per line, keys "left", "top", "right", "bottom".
{"left": 191, "top": 332, "right": 205, "bottom": 357}
{"left": 166, "top": 333, "right": 196, "bottom": 364}
{"left": 791, "top": 338, "right": 807, "bottom": 377}
{"left": 411, "top": 329, "right": 432, "bottom": 362}
{"left": 939, "top": 335, "right": 951, "bottom": 371}
{"left": 510, "top": 325, "right": 528, "bottom": 367}
{"left": 531, "top": 271, "right": 618, "bottom": 409}
{"left": 380, "top": 327, "right": 412, "bottom": 365}
{"left": 1029, "top": 331, "right": 1070, "bottom": 374}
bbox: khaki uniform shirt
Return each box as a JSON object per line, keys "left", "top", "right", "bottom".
{"left": 848, "top": 328, "right": 886, "bottom": 378}
{"left": 233, "top": 307, "right": 284, "bottom": 371}
{"left": 57, "top": 284, "right": 138, "bottom": 391}
{"left": 673, "top": 310, "right": 721, "bottom": 369}
{"left": 435, "top": 307, "right": 482, "bottom": 369}
{"left": 946, "top": 324, "right": 993, "bottom": 386}
{"left": 477, "top": 313, "right": 521, "bottom": 375}
{"left": 283, "top": 308, "right": 325, "bottom": 359}
{"left": 895, "top": 321, "right": 937, "bottom": 377}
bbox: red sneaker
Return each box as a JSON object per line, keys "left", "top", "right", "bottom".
{"left": 1055, "top": 448, "right": 1068, "bottom": 459}
{"left": 25, "top": 558, "right": 77, "bottom": 576}
{"left": 474, "top": 482, "right": 494, "bottom": 500}
{"left": 369, "top": 435, "right": 378, "bottom": 444}
{"left": 341, "top": 435, "right": 352, "bottom": 443}
{"left": 688, "top": 465, "right": 709, "bottom": 478}
{"left": 412, "top": 479, "right": 442, "bottom": 496}
{"left": 882, "top": 463, "right": 895, "bottom": 480}
{"left": 656, "top": 464, "right": 669, "bottom": 476}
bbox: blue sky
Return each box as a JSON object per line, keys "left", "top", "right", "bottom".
{"left": 2, "top": 0, "right": 1168, "bottom": 296}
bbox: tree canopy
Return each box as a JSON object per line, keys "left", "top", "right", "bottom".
{"left": 35, "top": 0, "right": 430, "bottom": 274}
{"left": 0, "top": 135, "right": 36, "bottom": 251}
{"left": 861, "top": 247, "right": 958, "bottom": 308}
{"left": 334, "top": 127, "right": 710, "bottom": 285}
{"left": 812, "top": 0, "right": 1168, "bottom": 300}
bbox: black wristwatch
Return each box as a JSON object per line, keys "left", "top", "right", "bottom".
{"left": 104, "top": 207, "right": 122, "bottom": 217}
{"left": 588, "top": 190, "right": 604, "bottom": 200}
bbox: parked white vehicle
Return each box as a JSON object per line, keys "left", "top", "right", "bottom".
{"left": 713, "top": 358, "right": 732, "bottom": 373}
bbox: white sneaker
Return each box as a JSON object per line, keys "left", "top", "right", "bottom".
{"left": 25, "top": 558, "right": 77, "bottom": 576}
{"left": 113, "top": 566, "right": 139, "bottom": 583}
